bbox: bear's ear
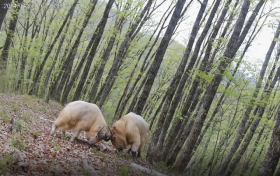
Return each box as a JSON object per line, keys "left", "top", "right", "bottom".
{"left": 113, "top": 126, "right": 116, "bottom": 130}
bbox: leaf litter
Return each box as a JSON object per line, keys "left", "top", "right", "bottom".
{"left": 0, "top": 93, "right": 174, "bottom": 176}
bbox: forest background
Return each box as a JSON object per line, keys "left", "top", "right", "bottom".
{"left": 1, "top": 0, "right": 280, "bottom": 175}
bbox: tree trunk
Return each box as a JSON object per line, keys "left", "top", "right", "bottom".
{"left": 113, "top": 3, "right": 174, "bottom": 119}
{"left": 22, "top": 0, "right": 51, "bottom": 90}
{"left": 17, "top": 6, "right": 31, "bottom": 91}
{"left": 258, "top": 107, "right": 280, "bottom": 176}
{"left": 146, "top": 0, "right": 208, "bottom": 160}
{"left": 87, "top": 2, "right": 129, "bottom": 103}
{"left": 217, "top": 17, "right": 280, "bottom": 175}
{"left": 206, "top": 0, "right": 240, "bottom": 71}
{"left": 0, "top": 0, "right": 23, "bottom": 71}
{"left": 133, "top": 0, "right": 190, "bottom": 117}
{"left": 27, "top": 0, "right": 79, "bottom": 95}
{"left": 165, "top": 87, "right": 203, "bottom": 166}
{"left": 55, "top": 0, "right": 98, "bottom": 104}
{"left": 160, "top": 0, "right": 234, "bottom": 162}
{"left": 225, "top": 55, "right": 280, "bottom": 176}
{"left": 195, "top": 12, "right": 265, "bottom": 149}
{"left": 70, "top": 0, "right": 115, "bottom": 103}
{"left": 249, "top": 138, "right": 267, "bottom": 175}
{"left": 240, "top": 90, "right": 280, "bottom": 175}
{"left": 40, "top": 15, "right": 73, "bottom": 97}
{"left": 172, "top": 0, "right": 263, "bottom": 172}
{"left": 152, "top": 0, "right": 222, "bottom": 161}
{"left": 98, "top": 0, "right": 154, "bottom": 108}
{"left": 149, "top": 93, "right": 168, "bottom": 130}
{"left": 113, "top": 67, "right": 137, "bottom": 122}
{"left": 122, "top": 15, "right": 169, "bottom": 116}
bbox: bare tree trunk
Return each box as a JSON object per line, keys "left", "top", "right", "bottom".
{"left": 87, "top": 2, "right": 130, "bottom": 103}
{"left": 27, "top": 0, "right": 79, "bottom": 95}
{"left": 200, "top": 87, "right": 244, "bottom": 176}
{"left": 217, "top": 18, "right": 280, "bottom": 175}
{"left": 258, "top": 107, "right": 280, "bottom": 176}
{"left": 23, "top": 0, "right": 51, "bottom": 90}
{"left": 240, "top": 91, "right": 280, "bottom": 175}
{"left": 69, "top": 0, "right": 115, "bottom": 103}
{"left": 195, "top": 12, "right": 265, "bottom": 149}
{"left": 225, "top": 58, "right": 280, "bottom": 175}
{"left": 113, "top": 3, "right": 174, "bottom": 119}
{"left": 165, "top": 86, "right": 203, "bottom": 166}
{"left": 55, "top": 0, "right": 99, "bottom": 104}
{"left": 98, "top": 0, "right": 154, "bottom": 108}
{"left": 133, "top": 0, "right": 189, "bottom": 116}
{"left": 159, "top": 0, "right": 235, "bottom": 162}
{"left": 149, "top": 94, "right": 167, "bottom": 130}
{"left": 40, "top": 12, "right": 73, "bottom": 97}
{"left": 172, "top": 0, "right": 264, "bottom": 172}
{"left": 126, "top": 76, "right": 147, "bottom": 113}
{"left": 146, "top": 0, "right": 207, "bottom": 160}
{"left": 17, "top": 5, "right": 31, "bottom": 91}
{"left": 248, "top": 139, "right": 267, "bottom": 175}
{"left": 240, "top": 131, "right": 268, "bottom": 176}
{"left": 151, "top": 0, "right": 222, "bottom": 161}
{"left": 0, "top": 0, "right": 23, "bottom": 71}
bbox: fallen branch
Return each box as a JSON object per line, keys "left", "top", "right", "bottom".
{"left": 130, "top": 163, "right": 168, "bottom": 176}
{"left": 82, "top": 155, "right": 97, "bottom": 175}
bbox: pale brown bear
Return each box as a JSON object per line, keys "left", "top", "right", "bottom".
{"left": 106, "top": 112, "right": 150, "bottom": 158}
{"left": 50, "top": 100, "right": 109, "bottom": 145}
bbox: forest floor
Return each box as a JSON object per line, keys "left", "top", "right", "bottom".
{"left": 0, "top": 93, "right": 175, "bottom": 176}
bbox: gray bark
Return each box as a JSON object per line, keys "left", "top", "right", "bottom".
{"left": 217, "top": 17, "right": 280, "bottom": 175}
{"left": 258, "top": 107, "right": 280, "bottom": 176}
{"left": 172, "top": 0, "right": 263, "bottom": 172}
{"left": 98, "top": 0, "right": 154, "bottom": 108}
{"left": 27, "top": 0, "right": 79, "bottom": 95}
{"left": 0, "top": 0, "right": 23, "bottom": 71}
{"left": 70, "top": 0, "right": 115, "bottom": 102}
{"left": 54, "top": 0, "right": 98, "bottom": 104}
{"left": 144, "top": 0, "right": 206, "bottom": 159}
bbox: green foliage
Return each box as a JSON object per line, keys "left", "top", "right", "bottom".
{"left": 0, "top": 154, "right": 13, "bottom": 175}
{"left": 51, "top": 141, "right": 61, "bottom": 150}
{"left": 10, "top": 133, "right": 26, "bottom": 149}
{"left": 21, "top": 110, "right": 32, "bottom": 122}
{"left": 195, "top": 69, "right": 213, "bottom": 83}
{"left": 92, "top": 148, "right": 98, "bottom": 153}
{"left": 96, "top": 151, "right": 106, "bottom": 158}
{"left": 82, "top": 168, "right": 88, "bottom": 175}
{"left": 11, "top": 138, "right": 25, "bottom": 149}
{"left": 34, "top": 132, "right": 41, "bottom": 137}
{"left": 118, "top": 166, "right": 131, "bottom": 176}
{"left": 116, "top": 151, "right": 123, "bottom": 158}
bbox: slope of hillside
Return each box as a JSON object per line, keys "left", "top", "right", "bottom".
{"left": 0, "top": 94, "right": 173, "bottom": 176}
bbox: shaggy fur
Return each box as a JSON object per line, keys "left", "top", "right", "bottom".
{"left": 109, "top": 112, "right": 150, "bottom": 158}
{"left": 50, "top": 101, "right": 107, "bottom": 145}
